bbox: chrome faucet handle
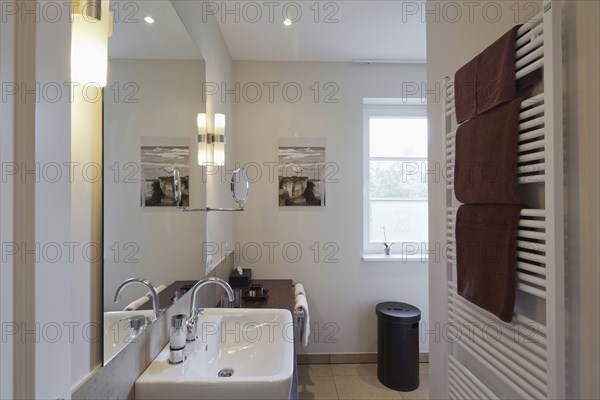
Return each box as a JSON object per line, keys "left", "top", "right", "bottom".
{"left": 185, "top": 316, "right": 197, "bottom": 342}
{"left": 185, "top": 308, "right": 205, "bottom": 342}
{"left": 191, "top": 307, "right": 205, "bottom": 319}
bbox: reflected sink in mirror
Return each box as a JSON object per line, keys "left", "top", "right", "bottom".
{"left": 135, "top": 308, "right": 294, "bottom": 400}
{"left": 103, "top": 310, "right": 156, "bottom": 363}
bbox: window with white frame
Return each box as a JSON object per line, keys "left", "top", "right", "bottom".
{"left": 363, "top": 101, "right": 428, "bottom": 256}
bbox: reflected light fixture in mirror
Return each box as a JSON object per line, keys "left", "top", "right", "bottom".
{"left": 197, "top": 113, "right": 226, "bottom": 166}
{"left": 71, "top": 0, "right": 110, "bottom": 87}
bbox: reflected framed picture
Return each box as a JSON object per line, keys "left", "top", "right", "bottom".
{"left": 278, "top": 138, "right": 326, "bottom": 207}
{"left": 140, "top": 137, "right": 190, "bottom": 207}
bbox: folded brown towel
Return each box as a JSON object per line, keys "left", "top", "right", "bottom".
{"left": 454, "top": 98, "right": 524, "bottom": 204}
{"left": 456, "top": 204, "right": 525, "bottom": 322}
{"left": 476, "top": 25, "right": 521, "bottom": 114}
{"left": 454, "top": 25, "right": 521, "bottom": 123}
{"left": 455, "top": 60, "right": 477, "bottom": 123}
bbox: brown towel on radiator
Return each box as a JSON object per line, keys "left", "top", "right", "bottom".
{"left": 454, "top": 98, "right": 524, "bottom": 204}
{"left": 476, "top": 25, "right": 521, "bottom": 114}
{"left": 454, "top": 24, "right": 521, "bottom": 123}
{"left": 456, "top": 204, "right": 525, "bottom": 323}
{"left": 455, "top": 60, "right": 477, "bottom": 123}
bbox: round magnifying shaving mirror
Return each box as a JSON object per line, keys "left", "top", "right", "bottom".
{"left": 231, "top": 168, "right": 249, "bottom": 208}
{"left": 173, "top": 168, "right": 182, "bottom": 207}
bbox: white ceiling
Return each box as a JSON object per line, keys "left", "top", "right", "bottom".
{"left": 108, "top": 0, "right": 202, "bottom": 60}
{"left": 107, "top": 1, "right": 426, "bottom": 63}
{"left": 216, "top": 1, "right": 426, "bottom": 62}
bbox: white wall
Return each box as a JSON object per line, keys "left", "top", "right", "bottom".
{"left": 562, "top": 2, "right": 600, "bottom": 398}
{"left": 427, "top": 1, "right": 599, "bottom": 398}
{"left": 35, "top": 9, "right": 73, "bottom": 399}
{"left": 231, "top": 61, "right": 430, "bottom": 355}
{"left": 103, "top": 59, "right": 207, "bottom": 311}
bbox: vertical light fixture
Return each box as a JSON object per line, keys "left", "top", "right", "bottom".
{"left": 196, "top": 113, "right": 226, "bottom": 166}
{"left": 71, "top": 0, "right": 109, "bottom": 87}
{"left": 213, "top": 113, "right": 226, "bottom": 166}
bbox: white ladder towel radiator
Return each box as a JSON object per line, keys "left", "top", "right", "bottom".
{"left": 441, "top": 1, "right": 565, "bottom": 398}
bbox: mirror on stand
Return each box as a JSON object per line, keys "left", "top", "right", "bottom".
{"left": 174, "top": 167, "right": 249, "bottom": 212}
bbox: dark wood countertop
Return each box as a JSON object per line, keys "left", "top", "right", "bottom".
{"left": 237, "top": 279, "right": 295, "bottom": 313}
{"left": 136, "top": 279, "right": 295, "bottom": 314}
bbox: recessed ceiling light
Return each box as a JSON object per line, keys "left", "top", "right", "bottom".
{"left": 283, "top": 18, "right": 292, "bottom": 26}
{"left": 144, "top": 16, "right": 155, "bottom": 24}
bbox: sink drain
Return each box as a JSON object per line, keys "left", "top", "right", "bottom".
{"left": 218, "top": 368, "right": 234, "bottom": 378}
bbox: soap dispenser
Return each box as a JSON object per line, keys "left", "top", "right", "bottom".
{"left": 169, "top": 314, "right": 187, "bottom": 364}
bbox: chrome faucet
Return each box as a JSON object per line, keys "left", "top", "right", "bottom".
{"left": 114, "top": 278, "right": 162, "bottom": 321}
{"left": 186, "top": 277, "right": 234, "bottom": 342}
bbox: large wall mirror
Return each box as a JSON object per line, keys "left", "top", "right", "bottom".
{"left": 103, "top": 0, "right": 206, "bottom": 364}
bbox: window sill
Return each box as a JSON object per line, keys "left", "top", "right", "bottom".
{"left": 362, "top": 254, "right": 428, "bottom": 263}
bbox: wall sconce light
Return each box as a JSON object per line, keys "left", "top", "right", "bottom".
{"left": 71, "top": 0, "right": 110, "bottom": 87}
{"left": 197, "top": 113, "right": 226, "bottom": 166}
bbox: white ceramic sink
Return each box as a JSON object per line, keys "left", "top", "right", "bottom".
{"left": 135, "top": 308, "right": 294, "bottom": 400}
{"left": 104, "top": 310, "right": 155, "bottom": 363}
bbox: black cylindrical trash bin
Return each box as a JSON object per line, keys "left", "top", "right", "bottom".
{"left": 376, "top": 301, "right": 421, "bottom": 391}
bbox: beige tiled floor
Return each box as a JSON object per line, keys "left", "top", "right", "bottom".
{"left": 298, "top": 363, "right": 429, "bottom": 400}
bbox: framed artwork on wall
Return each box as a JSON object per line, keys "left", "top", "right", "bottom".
{"left": 278, "top": 137, "right": 326, "bottom": 207}
{"left": 140, "top": 137, "right": 190, "bottom": 207}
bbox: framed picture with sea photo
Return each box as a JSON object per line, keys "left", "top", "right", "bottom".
{"left": 140, "top": 136, "right": 190, "bottom": 207}
{"left": 278, "top": 137, "right": 326, "bottom": 207}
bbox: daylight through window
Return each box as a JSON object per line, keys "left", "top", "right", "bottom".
{"left": 363, "top": 103, "right": 428, "bottom": 255}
